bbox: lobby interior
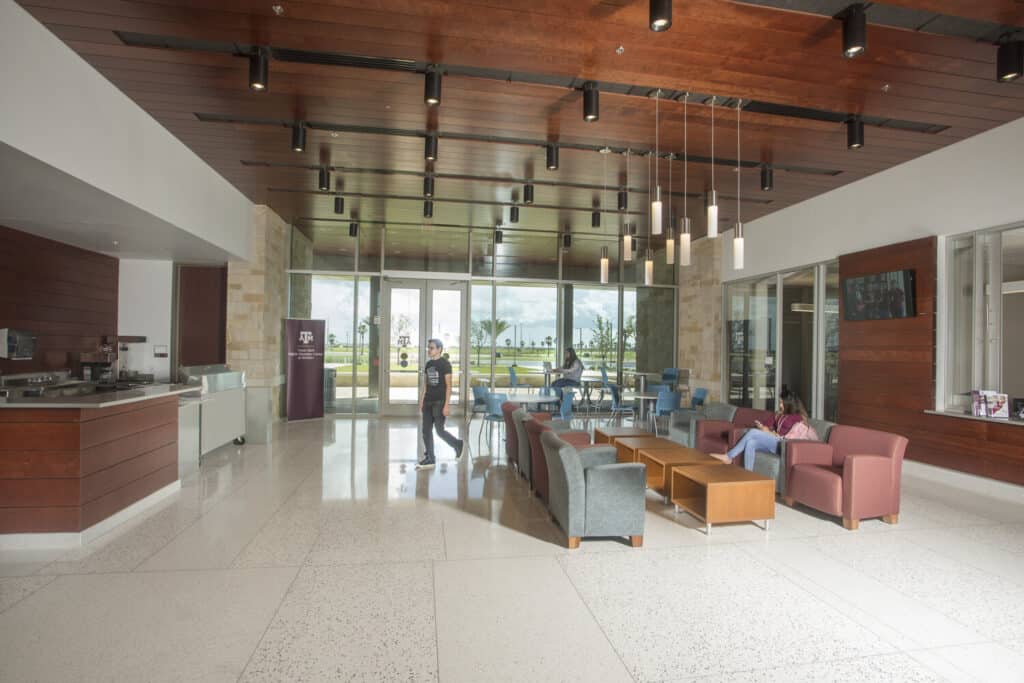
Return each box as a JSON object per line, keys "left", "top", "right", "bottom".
{"left": 3, "top": 0, "right": 1024, "bottom": 681}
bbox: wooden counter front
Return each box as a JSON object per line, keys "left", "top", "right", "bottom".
{"left": 0, "top": 395, "right": 179, "bottom": 533}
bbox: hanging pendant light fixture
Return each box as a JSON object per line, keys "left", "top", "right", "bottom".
{"left": 334, "top": 196, "right": 345, "bottom": 214}
{"left": 997, "top": 39, "right": 1024, "bottom": 82}
{"left": 583, "top": 81, "right": 600, "bottom": 122}
{"left": 600, "top": 246, "right": 610, "bottom": 284}
{"left": 494, "top": 228, "right": 503, "bottom": 244}
{"left": 680, "top": 93, "right": 691, "bottom": 267}
{"left": 707, "top": 96, "right": 719, "bottom": 238}
{"left": 291, "top": 123, "right": 306, "bottom": 152}
{"left": 524, "top": 183, "right": 534, "bottom": 205}
{"left": 651, "top": 91, "right": 663, "bottom": 236}
{"left": 761, "top": 164, "right": 774, "bottom": 192}
{"left": 424, "top": 66, "right": 442, "bottom": 106}
{"left": 318, "top": 167, "right": 330, "bottom": 191}
{"left": 546, "top": 143, "right": 559, "bottom": 170}
{"left": 644, "top": 248, "right": 654, "bottom": 286}
{"left": 423, "top": 175, "right": 434, "bottom": 197}
{"left": 665, "top": 153, "right": 674, "bottom": 265}
{"left": 733, "top": 100, "right": 745, "bottom": 271}
{"left": 510, "top": 205, "right": 519, "bottom": 223}
{"left": 349, "top": 222, "right": 359, "bottom": 238}
{"left": 249, "top": 47, "right": 268, "bottom": 91}
{"left": 623, "top": 150, "right": 634, "bottom": 262}
{"left": 847, "top": 116, "right": 864, "bottom": 149}
{"left": 423, "top": 200, "right": 433, "bottom": 219}
{"left": 425, "top": 134, "right": 438, "bottom": 161}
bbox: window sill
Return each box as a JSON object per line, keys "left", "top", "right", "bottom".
{"left": 924, "top": 410, "right": 1024, "bottom": 427}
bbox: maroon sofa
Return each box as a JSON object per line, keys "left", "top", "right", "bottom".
{"left": 783, "top": 424, "right": 908, "bottom": 530}
{"left": 523, "top": 418, "right": 591, "bottom": 502}
{"left": 695, "top": 406, "right": 774, "bottom": 454}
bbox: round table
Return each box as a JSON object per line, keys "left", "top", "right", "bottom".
{"left": 502, "top": 391, "right": 561, "bottom": 410}
{"left": 632, "top": 391, "right": 662, "bottom": 427}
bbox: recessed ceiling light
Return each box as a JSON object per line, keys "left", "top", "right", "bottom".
{"left": 271, "top": 4, "right": 284, "bottom": 16}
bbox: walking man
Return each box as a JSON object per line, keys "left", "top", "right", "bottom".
{"left": 417, "top": 338, "right": 464, "bottom": 469}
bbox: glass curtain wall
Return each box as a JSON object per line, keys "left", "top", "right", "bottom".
{"left": 622, "top": 289, "right": 637, "bottom": 382}
{"left": 565, "top": 286, "right": 619, "bottom": 383}
{"left": 494, "top": 283, "right": 558, "bottom": 389}
{"left": 470, "top": 282, "right": 495, "bottom": 390}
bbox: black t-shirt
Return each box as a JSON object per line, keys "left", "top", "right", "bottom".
{"left": 423, "top": 357, "right": 452, "bottom": 403}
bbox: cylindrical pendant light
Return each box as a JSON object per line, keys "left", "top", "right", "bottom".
{"left": 495, "top": 229, "right": 503, "bottom": 244}
{"left": 423, "top": 175, "right": 434, "bottom": 197}
{"left": 583, "top": 81, "right": 599, "bottom": 122}
{"left": 644, "top": 248, "right": 654, "bottom": 286}
{"left": 334, "top": 196, "right": 345, "bottom": 214}
{"left": 291, "top": 123, "right": 306, "bottom": 152}
{"left": 707, "top": 96, "right": 718, "bottom": 238}
{"left": 425, "top": 134, "right": 438, "bottom": 161}
{"left": 562, "top": 233, "right": 572, "bottom": 250}
{"left": 733, "top": 100, "right": 745, "bottom": 271}
{"left": 249, "top": 47, "right": 268, "bottom": 91}
{"left": 666, "top": 229, "right": 675, "bottom": 265}
{"left": 652, "top": 186, "right": 663, "bottom": 236}
{"left": 679, "top": 217, "right": 692, "bottom": 266}
{"left": 842, "top": 3, "right": 867, "bottom": 58}
{"left": 649, "top": 0, "right": 671, "bottom": 32}
{"left": 546, "top": 143, "right": 559, "bottom": 170}
{"left": 318, "top": 167, "right": 330, "bottom": 191}
{"left": 847, "top": 117, "right": 864, "bottom": 149}
{"left": 623, "top": 226, "right": 633, "bottom": 262}
{"left": 592, "top": 211, "right": 601, "bottom": 228}
{"left": 761, "top": 165, "right": 774, "bottom": 192}
{"left": 617, "top": 190, "right": 628, "bottom": 211}
{"left": 734, "top": 222, "right": 745, "bottom": 270}
{"left": 510, "top": 206, "right": 520, "bottom": 223}
{"left": 600, "top": 246, "right": 610, "bottom": 284}
{"left": 424, "top": 66, "right": 442, "bottom": 106}
{"left": 997, "top": 40, "right": 1024, "bottom": 82}
{"left": 524, "top": 184, "right": 534, "bottom": 204}
{"left": 349, "top": 222, "right": 359, "bottom": 238}
{"left": 651, "top": 91, "right": 663, "bottom": 235}
{"left": 423, "top": 200, "right": 433, "bottom": 218}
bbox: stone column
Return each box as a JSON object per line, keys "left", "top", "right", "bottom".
{"left": 226, "top": 205, "right": 289, "bottom": 443}
{"left": 677, "top": 236, "right": 723, "bottom": 401}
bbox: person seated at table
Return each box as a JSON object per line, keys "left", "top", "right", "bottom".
{"left": 710, "top": 394, "right": 813, "bottom": 470}
{"left": 551, "top": 347, "right": 584, "bottom": 398}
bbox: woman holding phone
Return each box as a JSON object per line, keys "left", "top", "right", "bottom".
{"left": 711, "top": 394, "right": 812, "bottom": 470}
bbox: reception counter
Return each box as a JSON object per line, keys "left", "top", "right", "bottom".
{"left": 0, "top": 385, "right": 197, "bottom": 540}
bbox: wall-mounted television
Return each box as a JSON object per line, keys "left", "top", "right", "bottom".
{"left": 842, "top": 269, "right": 916, "bottom": 321}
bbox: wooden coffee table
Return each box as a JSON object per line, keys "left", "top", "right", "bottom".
{"left": 593, "top": 426, "right": 652, "bottom": 445}
{"left": 614, "top": 436, "right": 679, "bottom": 464}
{"left": 669, "top": 464, "right": 775, "bottom": 535}
{"left": 636, "top": 447, "right": 725, "bottom": 500}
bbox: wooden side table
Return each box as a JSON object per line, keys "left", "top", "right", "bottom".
{"left": 593, "top": 426, "right": 652, "bottom": 445}
{"left": 613, "top": 436, "right": 679, "bottom": 464}
{"left": 670, "top": 464, "right": 775, "bottom": 535}
{"left": 636, "top": 447, "right": 725, "bottom": 500}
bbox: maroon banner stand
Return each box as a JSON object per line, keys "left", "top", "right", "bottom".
{"left": 285, "top": 318, "right": 325, "bottom": 420}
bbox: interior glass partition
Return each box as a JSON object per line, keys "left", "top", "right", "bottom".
{"left": 726, "top": 276, "right": 777, "bottom": 410}
{"left": 494, "top": 283, "right": 557, "bottom": 389}
{"left": 781, "top": 268, "right": 816, "bottom": 409}
{"left": 823, "top": 263, "right": 840, "bottom": 421}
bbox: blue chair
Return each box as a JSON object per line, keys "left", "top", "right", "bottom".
{"left": 559, "top": 389, "right": 576, "bottom": 423}
{"left": 691, "top": 387, "right": 708, "bottom": 409}
{"left": 480, "top": 392, "right": 508, "bottom": 456}
{"left": 651, "top": 389, "right": 681, "bottom": 436}
{"left": 508, "top": 366, "right": 531, "bottom": 393}
{"left": 607, "top": 385, "right": 635, "bottom": 426}
{"left": 468, "top": 385, "right": 489, "bottom": 426}
{"left": 661, "top": 368, "right": 680, "bottom": 388}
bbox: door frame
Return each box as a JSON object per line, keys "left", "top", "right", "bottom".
{"left": 379, "top": 276, "right": 469, "bottom": 416}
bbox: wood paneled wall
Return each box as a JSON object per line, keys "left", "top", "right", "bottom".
{"left": 177, "top": 265, "right": 227, "bottom": 367}
{"left": 838, "top": 236, "right": 1024, "bottom": 485}
{"left": 0, "top": 225, "right": 118, "bottom": 376}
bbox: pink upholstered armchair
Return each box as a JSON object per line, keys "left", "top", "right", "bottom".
{"left": 695, "top": 406, "right": 773, "bottom": 454}
{"left": 783, "top": 424, "right": 908, "bottom": 530}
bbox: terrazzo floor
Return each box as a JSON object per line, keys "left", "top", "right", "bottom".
{"left": 2, "top": 416, "right": 1024, "bottom": 682}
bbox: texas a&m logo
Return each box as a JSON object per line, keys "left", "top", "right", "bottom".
{"left": 299, "top": 330, "right": 314, "bottom": 344}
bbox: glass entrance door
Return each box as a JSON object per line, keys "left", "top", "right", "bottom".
{"left": 380, "top": 278, "right": 467, "bottom": 415}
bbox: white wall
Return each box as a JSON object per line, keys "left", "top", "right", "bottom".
{"left": 721, "top": 116, "right": 1024, "bottom": 281}
{"left": 0, "top": 0, "right": 251, "bottom": 260}
{"left": 118, "top": 260, "right": 173, "bottom": 381}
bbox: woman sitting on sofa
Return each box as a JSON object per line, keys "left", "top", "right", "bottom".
{"left": 711, "top": 394, "right": 813, "bottom": 470}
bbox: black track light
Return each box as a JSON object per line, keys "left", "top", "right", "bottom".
{"left": 761, "top": 165, "right": 774, "bottom": 192}
{"left": 563, "top": 233, "right": 572, "bottom": 250}
{"left": 291, "top": 123, "right": 306, "bottom": 152}
{"left": 592, "top": 211, "right": 601, "bottom": 228}
{"left": 349, "top": 222, "right": 359, "bottom": 238}
{"left": 510, "top": 206, "right": 519, "bottom": 223}
{"left": 425, "top": 134, "right": 438, "bottom": 161}
{"left": 546, "top": 143, "right": 559, "bottom": 170}
{"left": 249, "top": 47, "right": 268, "bottom": 91}
{"left": 495, "top": 229, "right": 503, "bottom": 244}
{"left": 318, "top": 167, "right": 330, "bottom": 191}
{"left": 423, "top": 176, "right": 434, "bottom": 197}
{"left": 524, "top": 184, "right": 535, "bottom": 205}
{"left": 617, "top": 190, "right": 628, "bottom": 211}
{"left": 334, "top": 196, "right": 345, "bottom": 214}
{"left": 842, "top": 4, "right": 866, "bottom": 58}
{"left": 847, "top": 117, "right": 864, "bottom": 149}
{"left": 997, "top": 40, "right": 1023, "bottom": 82}
{"left": 423, "top": 200, "right": 433, "bottom": 219}
{"left": 425, "top": 67, "right": 442, "bottom": 106}
{"left": 650, "top": 0, "right": 672, "bottom": 32}
{"left": 583, "top": 81, "right": 599, "bottom": 122}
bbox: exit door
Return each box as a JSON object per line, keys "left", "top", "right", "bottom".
{"left": 380, "top": 278, "right": 467, "bottom": 415}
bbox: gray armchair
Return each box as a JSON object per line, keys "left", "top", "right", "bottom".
{"left": 668, "top": 401, "right": 738, "bottom": 448}
{"left": 752, "top": 417, "right": 835, "bottom": 495}
{"left": 540, "top": 431, "right": 646, "bottom": 549}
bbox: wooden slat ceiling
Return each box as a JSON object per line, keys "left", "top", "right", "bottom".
{"left": 17, "top": 0, "right": 1024, "bottom": 249}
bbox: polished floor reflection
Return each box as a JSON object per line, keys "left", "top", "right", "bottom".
{"left": 3, "top": 416, "right": 1024, "bottom": 681}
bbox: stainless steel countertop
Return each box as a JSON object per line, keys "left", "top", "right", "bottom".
{"left": 0, "top": 384, "right": 199, "bottom": 409}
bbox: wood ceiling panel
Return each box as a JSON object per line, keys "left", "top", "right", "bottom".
{"left": 16, "top": 0, "right": 1024, "bottom": 250}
